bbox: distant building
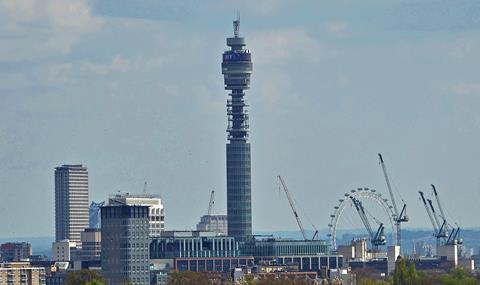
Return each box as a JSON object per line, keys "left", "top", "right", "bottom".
{"left": 55, "top": 165, "right": 89, "bottom": 247}
{"left": 0, "top": 242, "right": 32, "bottom": 262}
{"left": 196, "top": 214, "right": 228, "bottom": 235}
{"left": 472, "top": 254, "right": 480, "bottom": 270}
{"left": 241, "top": 238, "right": 343, "bottom": 272}
{"left": 51, "top": 240, "right": 76, "bottom": 262}
{"left": 150, "top": 231, "right": 253, "bottom": 274}
{"left": 101, "top": 205, "right": 150, "bottom": 285}
{"left": 0, "top": 262, "right": 46, "bottom": 285}
{"left": 109, "top": 193, "right": 165, "bottom": 237}
{"left": 89, "top": 201, "right": 105, "bottom": 229}
{"left": 78, "top": 228, "right": 101, "bottom": 261}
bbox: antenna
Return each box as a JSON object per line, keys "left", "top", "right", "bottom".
{"left": 233, "top": 12, "right": 240, "bottom": 37}
{"left": 143, "top": 181, "right": 147, "bottom": 194}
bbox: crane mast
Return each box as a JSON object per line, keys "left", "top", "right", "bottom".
{"left": 378, "top": 153, "right": 408, "bottom": 247}
{"left": 420, "top": 191, "right": 446, "bottom": 251}
{"left": 431, "top": 184, "right": 450, "bottom": 231}
{"left": 208, "top": 190, "right": 215, "bottom": 215}
{"left": 427, "top": 199, "right": 443, "bottom": 232}
{"left": 277, "top": 176, "right": 308, "bottom": 240}
{"left": 419, "top": 191, "right": 438, "bottom": 234}
{"left": 431, "top": 184, "right": 461, "bottom": 245}
{"left": 350, "top": 197, "right": 386, "bottom": 250}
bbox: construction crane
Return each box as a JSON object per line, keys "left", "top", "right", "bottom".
{"left": 350, "top": 197, "right": 386, "bottom": 251}
{"left": 419, "top": 191, "right": 438, "bottom": 234}
{"left": 207, "top": 190, "right": 215, "bottom": 215}
{"left": 378, "top": 154, "right": 408, "bottom": 247}
{"left": 311, "top": 224, "right": 319, "bottom": 240}
{"left": 277, "top": 176, "right": 318, "bottom": 240}
{"left": 431, "top": 184, "right": 461, "bottom": 245}
{"left": 428, "top": 198, "right": 448, "bottom": 240}
{"left": 419, "top": 191, "right": 447, "bottom": 250}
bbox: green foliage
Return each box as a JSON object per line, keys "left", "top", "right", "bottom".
{"left": 65, "top": 269, "right": 106, "bottom": 285}
{"left": 393, "top": 259, "right": 418, "bottom": 285}
{"left": 85, "top": 280, "right": 105, "bottom": 285}
{"left": 439, "top": 268, "right": 479, "bottom": 285}
{"left": 358, "top": 278, "right": 390, "bottom": 285}
{"left": 359, "top": 263, "right": 480, "bottom": 285}
{"left": 243, "top": 274, "right": 255, "bottom": 285}
{"left": 167, "top": 271, "right": 209, "bottom": 285}
{"left": 167, "top": 266, "right": 480, "bottom": 285}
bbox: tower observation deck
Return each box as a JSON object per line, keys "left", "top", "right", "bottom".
{"left": 221, "top": 17, "right": 253, "bottom": 241}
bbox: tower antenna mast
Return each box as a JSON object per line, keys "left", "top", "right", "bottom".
{"left": 233, "top": 12, "right": 240, "bottom": 37}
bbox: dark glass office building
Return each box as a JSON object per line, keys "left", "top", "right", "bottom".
{"left": 222, "top": 18, "right": 253, "bottom": 241}
{"left": 101, "top": 205, "right": 150, "bottom": 285}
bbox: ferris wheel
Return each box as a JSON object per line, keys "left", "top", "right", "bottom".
{"left": 327, "top": 187, "right": 397, "bottom": 250}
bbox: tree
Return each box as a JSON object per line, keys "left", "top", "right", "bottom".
{"left": 393, "top": 259, "right": 407, "bottom": 285}
{"left": 65, "top": 269, "right": 106, "bottom": 285}
{"left": 358, "top": 279, "right": 390, "bottom": 285}
{"left": 440, "top": 268, "right": 479, "bottom": 285}
{"left": 85, "top": 280, "right": 105, "bottom": 285}
{"left": 406, "top": 262, "right": 419, "bottom": 285}
{"left": 167, "top": 271, "right": 209, "bottom": 285}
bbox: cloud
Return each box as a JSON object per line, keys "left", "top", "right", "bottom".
{"left": 80, "top": 54, "right": 170, "bottom": 75}
{"left": 256, "top": 71, "right": 293, "bottom": 104}
{"left": 336, "top": 74, "right": 351, "bottom": 87}
{"left": 450, "top": 83, "right": 480, "bottom": 95}
{"left": 448, "top": 38, "right": 475, "bottom": 59}
{"left": 0, "top": 0, "right": 103, "bottom": 61}
{"left": 388, "top": 0, "right": 480, "bottom": 32}
{"left": 322, "top": 21, "right": 350, "bottom": 37}
{"left": 250, "top": 28, "right": 329, "bottom": 65}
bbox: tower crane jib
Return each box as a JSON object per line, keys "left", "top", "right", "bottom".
{"left": 277, "top": 176, "right": 308, "bottom": 241}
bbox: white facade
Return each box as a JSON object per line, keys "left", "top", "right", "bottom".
{"left": 109, "top": 193, "right": 165, "bottom": 237}
{"left": 52, "top": 240, "right": 76, "bottom": 262}
{"left": 196, "top": 214, "right": 228, "bottom": 235}
{"left": 438, "top": 243, "right": 458, "bottom": 267}
{"left": 55, "top": 165, "right": 89, "bottom": 247}
{"left": 387, "top": 245, "right": 401, "bottom": 275}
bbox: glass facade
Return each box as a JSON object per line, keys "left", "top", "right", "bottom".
{"left": 226, "top": 142, "right": 252, "bottom": 240}
{"left": 241, "top": 239, "right": 329, "bottom": 257}
{"left": 101, "top": 205, "right": 150, "bottom": 285}
{"left": 175, "top": 257, "right": 254, "bottom": 273}
{"left": 150, "top": 235, "right": 239, "bottom": 259}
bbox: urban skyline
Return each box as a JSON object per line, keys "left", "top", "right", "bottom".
{"left": 1, "top": 1, "right": 480, "bottom": 239}
{"left": 0, "top": 3, "right": 479, "bottom": 283}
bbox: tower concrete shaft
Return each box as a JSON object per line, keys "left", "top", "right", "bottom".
{"left": 221, "top": 18, "right": 253, "bottom": 241}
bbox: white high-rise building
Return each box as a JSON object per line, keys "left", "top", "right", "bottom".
{"left": 55, "top": 165, "right": 89, "bottom": 247}
{"left": 109, "top": 193, "right": 165, "bottom": 237}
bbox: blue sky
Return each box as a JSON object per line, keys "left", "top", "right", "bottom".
{"left": 1, "top": 0, "right": 480, "bottom": 238}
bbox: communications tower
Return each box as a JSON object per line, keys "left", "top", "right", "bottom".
{"left": 221, "top": 16, "right": 253, "bottom": 241}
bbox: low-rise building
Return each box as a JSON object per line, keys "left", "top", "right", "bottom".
{"left": 78, "top": 228, "right": 101, "bottom": 261}
{"left": 52, "top": 240, "right": 76, "bottom": 262}
{"left": 0, "top": 262, "right": 46, "bottom": 285}
{"left": 0, "top": 243, "right": 32, "bottom": 262}
{"left": 241, "top": 238, "right": 343, "bottom": 272}
{"left": 196, "top": 215, "right": 228, "bottom": 236}
{"left": 150, "top": 231, "right": 254, "bottom": 274}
